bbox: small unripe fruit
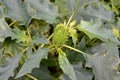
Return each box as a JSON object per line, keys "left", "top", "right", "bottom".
{"left": 52, "top": 24, "right": 68, "bottom": 46}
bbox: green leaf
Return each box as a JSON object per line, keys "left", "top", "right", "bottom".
{"left": 0, "top": 1, "right": 5, "bottom": 17}
{"left": 0, "top": 17, "right": 14, "bottom": 42}
{"left": 77, "top": 20, "right": 120, "bottom": 45}
{"left": 26, "top": 0, "right": 58, "bottom": 23}
{"left": 86, "top": 43, "right": 120, "bottom": 80}
{"left": 69, "top": 28, "right": 78, "bottom": 45}
{"left": 16, "top": 48, "right": 49, "bottom": 78}
{"left": 31, "top": 65, "right": 56, "bottom": 80}
{"left": 66, "top": 0, "right": 98, "bottom": 11}
{"left": 12, "top": 27, "right": 29, "bottom": 43}
{"left": 77, "top": 3, "right": 113, "bottom": 21}
{"left": 69, "top": 20, "right": 76, "bottom": 27}
{"left": 1, "top": 0, "right": 31, "bottom": 25}
{"left": 0, "top": 55, "right": 20, "bottom": 80}
{"left": 67, "top": 49, "right": 85, "bottom": 64}
{"left": 112, "top": 27, "right": 119, "bottom": 38}
{"left": 66, "top": 0, "right": 113, "bottom": 21}
{"left": 58, "top": 48, "right": 76, "bottom": 80}
{"left": 4, "top": 38, "right": 24, "bottom": 55}
{"left": 55, "top": 0, "right": 69, "bottom": 18}
{"left": 110, "top": 0, "right": 120, "bottom": 7}
{"left": 32, "top": 33, "right": 49, "bottom": 45}
{"left": 65, "top": 0, "right": 76, "bottom": 11}
{"left": 74, "top": 64, "right": 93, "bottom": 80}
{"left": 29, "top": 19, "right": 49, "bottom": 34}
{"left": 0, "top": 49, "right": 2, "bottom": 60}
{"left": 61, "top": 64, "right": 93, "bottom": 80}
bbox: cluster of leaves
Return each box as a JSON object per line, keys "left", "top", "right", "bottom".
{"left": 0, "top": 0, "right": 120, "bottom": 80}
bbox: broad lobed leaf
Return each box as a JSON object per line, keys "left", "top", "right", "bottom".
{"left": 0, "top": 55, "right": 20, "bottom": 80}
{"left": 61, "top": 63, "right": 93, "bottom": 80}
{"left": 0, "top": 0, "right": 58, "bottom": 24}
{"left": 16, "top": 48, "right": 49, "bottom": 78}
{"left": 86, "top": 43, "right": 120, "bottom": 80}
{"left": 12, "top": 27, "right": 29, "bottom": 43}
{"left": 31, "top": 64, "right": 56, "bottom": 80}
{"left": 1, "top": 0, "right": 31, "bottom": 25}
{"left": 0, "top": 0, "right": 119, "bottom": 80}
{"left": 69, "top": 28, "right": 78, "bottom": 45}
{"left": 77, "top": 20, "right": 120, "bottom": 45}
{"left": 32, "top": 33, "right": 50, "bottom": 45}
{"left": 58, "top": 48, "right": 76, "bottom": 80}
{"left": 25, "top": 0, "right": 58, "bottom": 23}
{"left": 77, "top": 3, "right": 113, "bottom": 21}
{"left": 3, "top": 39, "right": 24, "bottom": 55}
{"left": 0, "top": 17, "right": 15, "bottom": 42}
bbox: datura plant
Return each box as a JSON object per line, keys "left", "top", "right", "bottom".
{"left": 0, "top": 0, "right": 120, "bottom": 80}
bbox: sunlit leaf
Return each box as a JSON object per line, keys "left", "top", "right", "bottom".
{"left": 112, "top": 27, "right": 119, "bottom": 38}
{"left": 110, "top": 0, "right": 120, "bottom": 7}
{"left": 69, "top": 28, "right": 78, "bottom": 45}
{"left": 70, "top": 20, "right": 76, "bottom": 27}
{"left": 12, "top": 27, "right": 29, "bottom": 43}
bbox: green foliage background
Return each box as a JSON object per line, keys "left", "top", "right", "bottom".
{"left": 0, "top": 0, "right": 120, "bottom": 80}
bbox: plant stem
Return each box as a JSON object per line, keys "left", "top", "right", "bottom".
{"left": 26, "top": 73, "right": 38, "bottom": 80}
{"left": 66, "top": 0, "right": 79, "bottom": 27}
{"left": 27, "top": 29, "right": 32, "bottom": 42}
{"left": 63, "top": 44, "right": 86, "bottom": 54}
{"left": 40, "top": 33, "right": 53, "bottom": 48}
{"left": 21, "top": 47, "right": 29, "bottom": 54}
{"left": 9, "top": 20, "right": 17, "bottom": 27}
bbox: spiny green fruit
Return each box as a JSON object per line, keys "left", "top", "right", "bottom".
{"left": 52, "top": 24, "right": 68, "bottom": 46}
